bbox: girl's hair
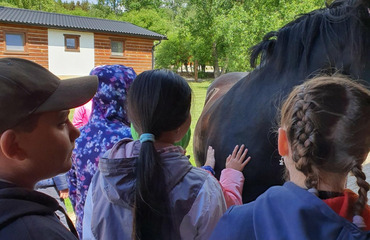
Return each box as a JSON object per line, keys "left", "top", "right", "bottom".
{"left": 280, "top": 75, "right": 370, "bottom": 222}
{"left": 127, "top": 69, "right": 191, "bottom": 240}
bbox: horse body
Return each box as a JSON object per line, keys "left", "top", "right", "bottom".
{"left": 194, "top": 72, "right": 246, "bottom": 167}
{"left": 194, "top": 0, "right": 370, "bottom": 203}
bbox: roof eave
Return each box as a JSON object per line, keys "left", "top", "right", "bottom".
{"left": 0, "top": 20, "right": 167, "bottom": 40}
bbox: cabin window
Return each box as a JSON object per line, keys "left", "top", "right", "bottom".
{"left": 64, "top": 34, "right": 80, "bottom": 52}
{"left": 110, "top": 39, "right": 124, "bottom": 57}
{"left": 5, "top": 32, "right": 26, "bottom": 52}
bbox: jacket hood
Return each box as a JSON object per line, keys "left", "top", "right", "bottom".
{"left": 0, "top": 181, "right": 59, "bottom": 228}
{"left": 323, "top": 189, "right": 370, "bottom": 231}
{"left": 89, "top": 65, "right": 136, "bottom": 126}
{"left": 96, "top": 139, "right": 192, "bottom": 207}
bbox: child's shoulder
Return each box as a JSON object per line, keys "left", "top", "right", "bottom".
{"left": 103, "top": 138, "right": 139, "bottom": 159}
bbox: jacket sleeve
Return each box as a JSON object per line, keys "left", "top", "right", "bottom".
{"left": 209, "top": 206, "right": 236, "bottom": 240}
{"left": 52, "top": 173, "right": 69, "bottom": 191}
{"left": 0, "top": 214, "right": 78, "bottom": 240}
{"left": 82, "top": 186, "right": 96, "bottom": 240}
{"left": 179, "top": 174, "right": 227, "bottom": 240}
{"left": 67, "top": 157, "right": 78, "bottom": 208}
{"left": 219, "top": 168, "right": 244, "bottom": 208}
{"left": 209, "top": 204, "right": 256, "bottom": 240}
{"left": 72, "top": 105, "right": 87, "bottom": 128}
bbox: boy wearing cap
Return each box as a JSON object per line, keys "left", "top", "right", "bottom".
{"left": 0, "top": 58, "right": 98, "bottom": 239}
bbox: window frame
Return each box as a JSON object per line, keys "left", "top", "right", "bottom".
{"left": 4, "top": 31, "right": 28, "bottom": 54}
{"left": 110, "top": 38, "right": 125, "bottom": 58}
{"left": 64, "top": 34, "right": 80, "bottom": 52}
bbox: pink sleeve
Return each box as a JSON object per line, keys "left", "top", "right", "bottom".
{"left": 72, "top": 105, "right": 87, "bottom": 128}
{"left": 72, "top": 100, "right": 92, "bottom": 128}
{"left": 219, "top": 168, "right": 245, "bottom": 208}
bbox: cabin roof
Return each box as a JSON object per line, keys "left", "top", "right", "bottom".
{"left": 0, "top": 6, "right": 166, "bottom": 40}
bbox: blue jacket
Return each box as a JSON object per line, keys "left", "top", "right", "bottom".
{"left": 210, "top": 182, "right": 370, "bottom": 240}
{"left": 68, "top": 65, "right": 136, "bottom": 238}
{"left": 35, "top": 173, "right": 68, "bottom": 191}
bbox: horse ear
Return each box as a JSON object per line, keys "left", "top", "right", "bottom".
{"left": 278, "top": 128, "right": 289, "bottom": 157}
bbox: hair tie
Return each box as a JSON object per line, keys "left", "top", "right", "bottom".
{"left": 353, "top": 215, "right": 366, "bottom": 229}
{"left": 139, "top": 133, "right": 155, "bottom": 143}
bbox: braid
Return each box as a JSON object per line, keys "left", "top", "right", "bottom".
{"left": 281, "top": 75, "right": 370, "bottom": 230}
{"left": 351, "top": 164, "right": 370, "bottom": 219}
{"left": 289, "top": 91, "right": 319, "bottom": 189}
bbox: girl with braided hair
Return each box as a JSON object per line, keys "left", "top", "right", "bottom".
{"left": 211, "top": 75, "right": 370, "bottom": 239}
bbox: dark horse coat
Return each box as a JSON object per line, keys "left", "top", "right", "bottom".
{"left": 194, "top": 0, "right": 370, "bottom": 203}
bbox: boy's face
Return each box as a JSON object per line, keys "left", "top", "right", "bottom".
{"left": 17, "top": 110, "right": 80, "bottom": 181}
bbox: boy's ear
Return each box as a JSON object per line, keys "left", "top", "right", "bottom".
{"left": 0, "top": 130, "right": 27, "bottom": 161}
{"left": 278, "top": 128, "right": 289, "bottom": 156}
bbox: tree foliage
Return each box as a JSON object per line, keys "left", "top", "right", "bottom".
{"left": 121, "top": 8, "right": 171, "bottom": 35}
{"left": 0, "top": 0, "right": 325, "bottom": 76}
{"left": 156, "top": 0, "right": 324, "bottom": 76}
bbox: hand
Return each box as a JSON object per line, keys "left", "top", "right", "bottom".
{"left": 59, "top": 189, "right": 69, "bottom": 199}
{"left": 226, "top": 144, "right": 251, "bottom": 172}
{"left": 204, "top": 146, "right": 216, "bottom": 169}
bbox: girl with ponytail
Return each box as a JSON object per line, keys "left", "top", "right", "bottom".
{"left": 83, "top": 69, "right": 227, "bottom": 240}
{"left": 211, "top": 75, "right": 370, "bottom": 239}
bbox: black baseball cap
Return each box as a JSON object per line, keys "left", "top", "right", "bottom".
{"left": 0, "top": 58, "right": 98, "bottom": 132}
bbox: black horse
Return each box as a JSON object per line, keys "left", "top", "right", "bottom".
{"left": 194, "top": 0, "right": 370, "bottom": 203}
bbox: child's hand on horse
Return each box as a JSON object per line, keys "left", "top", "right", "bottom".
{"left": 204, "top": 146, "right": 216, "bottom": 169}
{"left": 226, "top": 144, "right": 251, "bottom": 172}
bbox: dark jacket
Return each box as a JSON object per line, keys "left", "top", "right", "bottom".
{"left": 210, "top": 182, "right": 370, "bottom": 240}
{"left": 0, "top": 181, "right": 78, "bottom": 239}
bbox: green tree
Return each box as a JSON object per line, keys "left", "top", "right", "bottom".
{"left": 155, "top": 30, "right": 191, "bottom": 71}
{"left": 184, "top": 0, "right": 325, "bottom": 75}
{"left": 121, "top": 0, "right": 162, "bottom": 11}
{"left": 104, "top": 0, "right": 122, "bottom": 13}
{"left": 120, "top": 8, "right": 172, "bottom": 35}
{"left": 185, "top": 0, "right": 236, "bottom": 77}
{"left": 0, "top": 0, "right": 327, "bottom": 76}
{"left": 0, "top": 0, "right": 56, "bottom": 11}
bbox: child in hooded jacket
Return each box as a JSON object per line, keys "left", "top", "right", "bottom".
{"left": 83, "top": 69, "right": 227, "bottom": 240}
{"left": 68, "top": 64, "right": 136, "bottom": 238}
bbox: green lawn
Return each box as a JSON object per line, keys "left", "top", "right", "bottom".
{"left": 66, "top": 79, "right": 212, "bottom": 216}
{"left": 186, "top": 79, "right": 213, "bottom": 165}
{"left": 65, "top": 198, "right": 75, "bottom": 221}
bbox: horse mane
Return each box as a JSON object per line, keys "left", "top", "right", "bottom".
{"left": 250, "top": 0, "right": 370, "bottom": 79}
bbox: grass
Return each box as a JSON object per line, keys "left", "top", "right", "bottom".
{"left": 186, "top": 79, "right": 213, "bottom": 165}
{"left": 65, "top": 79, "right": 212, "bottom": 216}
{"left": 65, "top": 198, "right": 75, "bottom": 221}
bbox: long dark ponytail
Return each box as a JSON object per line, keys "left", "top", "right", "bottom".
{"left": 127, "top": 69, "right": 191, "bottom": 239}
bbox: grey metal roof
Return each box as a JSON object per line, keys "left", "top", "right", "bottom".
{"left": 0, "top": 6, "right": 166, "bottom": 40}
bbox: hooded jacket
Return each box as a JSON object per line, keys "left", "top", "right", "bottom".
{"left": 210, "top": 182, "right": 370, "bottom": 240}
{"left": 0, "top": 181, "right": 77, "bottom": 239}
{"left": 68, "top": 64, "right": 137, "bottom": 237}
{"left": 83, "top": 139, "right": 227, "bottom": 240}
